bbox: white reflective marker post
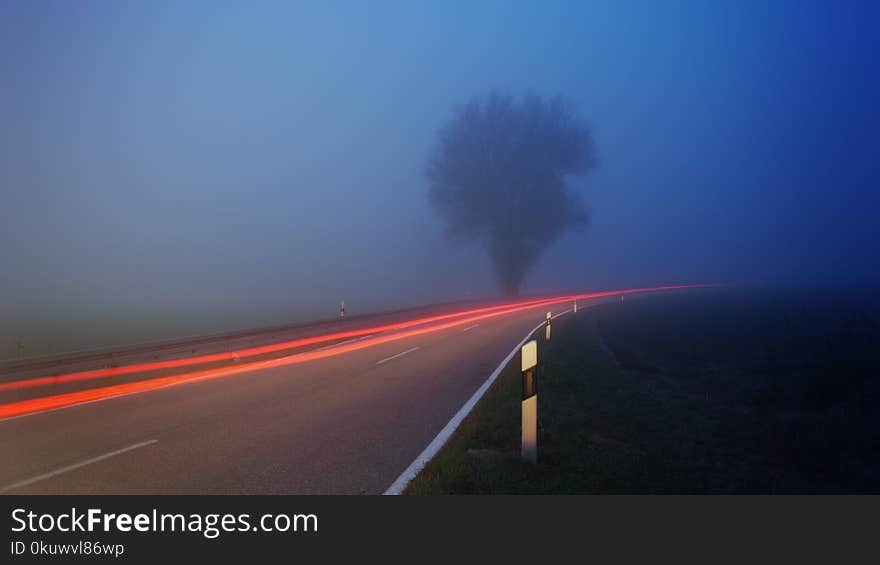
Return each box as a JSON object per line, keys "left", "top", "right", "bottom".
{"left": 545, "top": 311, "right": 552, "bottom": 341}
{"left": 573, "top": 300, "right": 577, "bottom": 313}
{"left": 521, "top": 340, "right": 538, "bottom": 463}
{"left": 340, "top": 301, "right": 345, "bottom": 318}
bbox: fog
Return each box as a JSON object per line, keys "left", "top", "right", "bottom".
{"left": 2, "top": 1, "right": 878, "bottom": 357}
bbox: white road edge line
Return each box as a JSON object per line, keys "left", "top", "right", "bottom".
{"left": 460, "top": 324, "right": 479, "bottom": 333}
{"left": 0, "top": 439, "right": 159, "bottom": 493}
{"left": 376, "top": 346, "right": 421, "bottom": 365}
{"left": 384, "top": 309, "right": 571, "bottom": 495}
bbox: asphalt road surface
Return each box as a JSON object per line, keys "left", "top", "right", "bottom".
{"left": 0, "top": 288, "right": 697, "bottom": 494}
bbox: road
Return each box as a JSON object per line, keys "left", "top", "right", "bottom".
{"left": 0, "top": 287, "right": 703, "bottom": 494}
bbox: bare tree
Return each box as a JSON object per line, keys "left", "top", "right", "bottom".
{"left": 426, "top": 92, "right": 596, "bottom": 295}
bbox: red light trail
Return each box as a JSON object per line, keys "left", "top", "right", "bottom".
{"left": 0, "top": 285, "right": 715, "bottom": 420}
{"left": 0, "top": 292, "right": 597, "bottom": 393}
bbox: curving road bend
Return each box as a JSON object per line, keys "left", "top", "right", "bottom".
{"left": 0, "top": 286, "right": 706, "bottom": 494}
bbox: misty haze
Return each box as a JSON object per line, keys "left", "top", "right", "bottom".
{"left": 1, "top": 1, "right": 879, "bottom": 500}
{"left": 3, "top": 2, "right": 875, "bottom": 357}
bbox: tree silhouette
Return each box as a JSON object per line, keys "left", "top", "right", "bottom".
{"left": 427, "top": 92, "right": 596, "bottom": 295}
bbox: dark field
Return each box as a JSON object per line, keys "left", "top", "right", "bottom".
{"left": 406, "top": 288, "right": 880, "bottom": 493}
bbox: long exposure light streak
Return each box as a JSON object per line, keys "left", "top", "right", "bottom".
{"left": 0, "top": 285, "right": 714, "bottom": 419}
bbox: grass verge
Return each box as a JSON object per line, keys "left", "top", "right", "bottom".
{"left": 405, "top": 290, "right": 880, "bottom": 494}
{"left": 405, "top": 306, "right": 660, "bottom": 494}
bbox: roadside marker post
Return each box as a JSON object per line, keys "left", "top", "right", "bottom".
{"left": 545, "top": 311, "right": 552, "bottom": 341}
{"left": 521, "top": 340, "right": 538, "bottom": 463}
{"left": 573, "top": 300, "right": 577, "bottom": 313}
{"left": 340, "top": 301, "right": 345, "bottom": 318}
